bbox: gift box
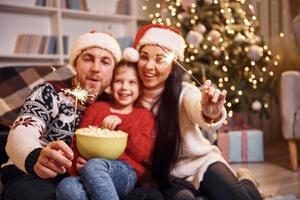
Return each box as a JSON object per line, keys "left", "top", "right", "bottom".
{"left": 217, "top": 129, "right": 264, "bottom": 163}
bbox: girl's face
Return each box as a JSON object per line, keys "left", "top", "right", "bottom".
{"left": 75, "top": 47, "right": 115, "bottom": 95}
{"left": 111, "top": 66, "right": 139, "bottom": 108}
{"left": 138, "top": 45, "right": 173, "bottom": 90}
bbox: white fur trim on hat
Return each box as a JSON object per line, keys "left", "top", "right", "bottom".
{"left": 123, "top": 47, "right": 139, "bottom": 62}
{"left": 137, "top": 27, "right": 186, "bottom": 60}
{"left": 69, "top": 32, "right": 122, "bottom": 66}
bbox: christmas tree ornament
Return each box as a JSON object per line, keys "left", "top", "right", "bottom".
{"left": 251, "top": 100, "right": 262, "bottom": 111}
{"left": 247, "top": 44, "right": 263, "bottom": 61}
{"left": 204, "top": 0, "right": 213, "bottom": 5}
{"left": 196, "top": 23, "right": 207, "bottom": 33}
{"left": 234, "top": 33, "right": 246, "bottom": 42}
{"left": 207, "top": 30, "right": 221, "bottom": 45}
{"left": 186, "top": 30, "right": 204, "bottom": 46}
{"left": 181, "top": 0, "right": 196, "bottom": 11}
{"left": 213, "top": 48, "right": 221, "bottom": 57}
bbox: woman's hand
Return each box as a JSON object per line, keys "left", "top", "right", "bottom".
{"left": 76, "top": 156, "right": 87, "bottom": 171}
{"left": 34, "top": 140, "right": 73, "bottom": 179}
{"left": 102, "top": 115, "right": 122, "bottom": 130}
{"left": 201, "top": 80, "right": 226, "bottom": 122}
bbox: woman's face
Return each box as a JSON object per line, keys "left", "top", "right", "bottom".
{"left": 111, "top": 66, "right": 139, "bottom": 108}
{"left": 137, "top": 45, "right": 173, "bottom": 90}
{"left": 74, "top": 47, "right": 115, "bottom": 95}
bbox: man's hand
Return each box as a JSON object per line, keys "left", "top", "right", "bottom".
{"left": 34, "top": 140, "right": 73, "bottom": 179}
{"left": 201, "top": 80, "right": 226, "bottom": 121}
{"left": 102, "top": 115, "right": 122, "bottom": 130}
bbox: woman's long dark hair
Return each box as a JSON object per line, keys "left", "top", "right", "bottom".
{"left": 151, "top": 63, "right": 183, "bottom": 189}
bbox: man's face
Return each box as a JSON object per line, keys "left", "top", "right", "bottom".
{"left": 74, "top": 47, "right": 115, "bottom": 96}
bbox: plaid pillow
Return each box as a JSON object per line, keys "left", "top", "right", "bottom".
{"left": 0, "top": 65, "right": 75, "bottom": 126}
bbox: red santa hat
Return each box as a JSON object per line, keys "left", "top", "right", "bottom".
{"left": 69, "top": 31, "right": 122, "bottom": 66}
{"left": 133, "top": 24, "right": 186, "bottom": 60}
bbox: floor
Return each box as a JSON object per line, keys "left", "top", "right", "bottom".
{"left": 231, "top": 141, "right": 300, "bottom": 198}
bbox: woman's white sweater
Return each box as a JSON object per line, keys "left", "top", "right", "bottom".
{"left": 141, "top": 82, "right": 232, "bottom": 189}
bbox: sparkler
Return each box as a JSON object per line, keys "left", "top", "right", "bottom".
{"left": 50, "top": 66, "right": 56, "bottom": 72}
{"left": 156, "top": 44, "right": 203, "bottom": 86}
{"left": 62, "top": 84, "right": 95, "bottom": 131}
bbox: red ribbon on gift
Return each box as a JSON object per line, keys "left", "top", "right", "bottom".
{"left": 241, "top": 130, "right": 248, "bottom": 162}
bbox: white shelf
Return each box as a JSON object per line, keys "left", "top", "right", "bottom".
{"left": 0, "top": 0, "right": 149, "bottom": 68}
{"left": 0, "top": 3, "right": 57, "bottom": 15}
{"left": 61, "top": 8, "right": 135, "bottom": 22}
{"left": 0, "top": 54, "right": 60, "bottom": 60}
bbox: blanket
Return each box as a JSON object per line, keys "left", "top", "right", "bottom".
{"left": 0, "top": 65, "right": 75, "bottom": 127}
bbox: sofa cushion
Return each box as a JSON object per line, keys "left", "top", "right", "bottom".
{"left": 0, "top": 65, "right": 75, "bottom": 127}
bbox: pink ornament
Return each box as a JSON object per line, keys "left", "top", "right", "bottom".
{"left": 208, "top": 30, "right": 221, "bottom": 45}
{"left": 247, "top": 45, "right": 263, "bottom": 61}
{"left": 181, "top": 0, "right": 196, "bottom": 11}
{"left": 204, "top": 0, "right": 213, "bottom": 5}
{"left": 186, "top": 31, "right": 203, "bottom": 46}
{"left": 251, "top": 100, "right": 262, "bottom": 111}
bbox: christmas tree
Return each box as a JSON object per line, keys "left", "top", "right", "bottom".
{"left": 142, "top": 0, "right": 278, "bottom": 118}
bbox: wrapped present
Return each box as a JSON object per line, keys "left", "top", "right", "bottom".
{"left": 217, "top": 129, "right": 264, "bottom": 163}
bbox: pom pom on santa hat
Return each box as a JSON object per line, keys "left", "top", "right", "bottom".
{"left": 123, "top": 47, "right": 139, "bottom": 62}
{"left": 133, "top": 24, "right": 186, "bottom": 60}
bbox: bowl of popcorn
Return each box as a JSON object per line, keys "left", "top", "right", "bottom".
{"left": 75, "top": 126, "right": 128, "bottom": 160}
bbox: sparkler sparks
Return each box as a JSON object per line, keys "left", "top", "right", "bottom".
{"left": 62, "top": 84, "right": 95, "bottom": 131}
{"left": 156, "top": 44, "right": 203, "bottom": 86}
{"left": 62, "top": 85, "right": 95, "bottom": 105}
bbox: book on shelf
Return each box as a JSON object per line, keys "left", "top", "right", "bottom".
{"left": 61, "top": 0, "right": 88, "bottom": 11}
{"left": 35, "top": 0, "right": 55, "bottom": 7}
{"left": 14, "top": 34, "right": 69, "bottom": 55}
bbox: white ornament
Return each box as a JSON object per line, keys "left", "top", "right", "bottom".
{"left": 208, "top": 30, "right": 221, "bottom": 45}
{"left": 247, "top": 45, "right": 263, "bottom": 61}
{"left": 234, "top": 33, "right": 246, "bottom": 42}
{"left": 196, "top": 23, "right": 207, "bottom": 34}
{"left": 204, "top": 0, "right": 213, "bottom": 5}
{"left": 123, "top": 47, "right": 139, "bottom": 62}
{"left": 251, "top": 100, "right": 262, "bottom": 111}
{"left": 186, "top": 31, "right": 204, "bottom": 46}
{"left": 181, "top": 0, "right": 196, "bottom": 11}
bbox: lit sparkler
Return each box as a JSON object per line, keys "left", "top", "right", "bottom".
{"left": 62, "top": 84, "right": 95, "bottom": 131}
{"left": 50, "top": 66, "right": 56, "bottom": 72}
{"left": 156, "top": 43, "right": 203, "bottom": 86}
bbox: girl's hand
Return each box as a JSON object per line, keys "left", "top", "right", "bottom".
{"left": 102, "top": 115, "right": 122, "bottom": 130}
{"left": 201, "top": 80, "right": 226, "bottom": 122}
{"left": 76, "top": 156, "right": 87, "bottom": 171}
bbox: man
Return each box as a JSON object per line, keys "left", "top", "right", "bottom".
{"left": 1, "top": 31, "right": 121, "bottom": 200}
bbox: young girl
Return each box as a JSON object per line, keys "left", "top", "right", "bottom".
{"left": 130, "top": 24, "right": 262, "bottom": 200}
{"left": 56, "top": 59, "right": 155, "bottom": 200}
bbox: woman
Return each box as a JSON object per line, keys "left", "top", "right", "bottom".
{"left": 132, "top": 24, "right": 262, "bottom": 200}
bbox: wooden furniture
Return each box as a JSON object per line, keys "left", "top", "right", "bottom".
{"left": 0, "top": 0, "right": 151, "bottom": 68}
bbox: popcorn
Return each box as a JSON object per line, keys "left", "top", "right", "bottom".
{"left": 76, "top": 126, "right": 127, "bottom": 138}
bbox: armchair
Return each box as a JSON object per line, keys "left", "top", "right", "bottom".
{"left": 280, "top": 70, "right": 300, "bottom": 171}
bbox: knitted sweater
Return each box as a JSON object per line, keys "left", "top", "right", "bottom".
{"left": 69, "top": 102, "right": 155, "bottom": 180}
{"left": 141, "top": 82, "right": 231, "bottom": 189}
{"left": 2, "top": 79, "right": 109, "bottom": 176}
